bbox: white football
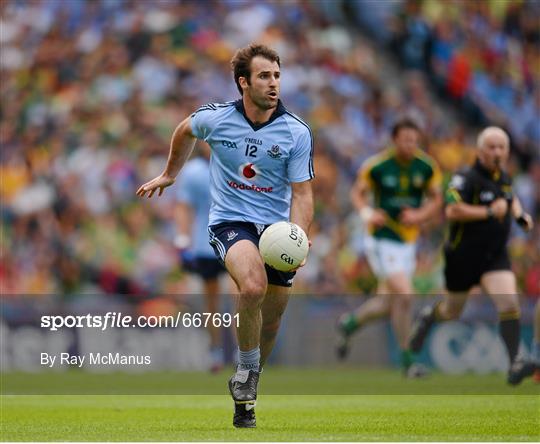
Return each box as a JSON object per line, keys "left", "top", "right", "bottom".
{"left": 259, "top": 221, "right": 309, "bottom": 272}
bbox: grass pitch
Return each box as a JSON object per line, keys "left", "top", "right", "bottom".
{"left": 2, "top": 369, "right": 539, "bottom": 441}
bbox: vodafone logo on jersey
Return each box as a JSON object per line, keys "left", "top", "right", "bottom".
{"left": 239, "top": 163, "right": 260, "bottom": 181}
{"left": 227, "top": 181, "right": 273, "bottom": 193}
{"left": 229, "top": 163, "right": 272, "bottom": 193}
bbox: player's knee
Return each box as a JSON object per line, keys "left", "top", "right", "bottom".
{"left": 238, "top": 275, "right": 267, "bottom": 303}
{"left": 261, "top": 318, "right": 281, "bottom": 337}
{"left": 386, "top": 275, "right": 413, "bottom": 295}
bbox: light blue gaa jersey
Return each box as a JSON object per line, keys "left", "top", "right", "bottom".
{"left": 190, "top": 100, "right": 314, "bottom": 226}
{"left": 175, "top": 157, "right": 215, "bottom": 258}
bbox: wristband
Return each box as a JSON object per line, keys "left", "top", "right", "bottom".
{"left": 359, "top": 207, "right": 375, "bottom": 223}
{"left": 174, "top": 234, "right": 191, "bottom": 249}
{"left": 516, "top": 214, "right": 527, "bottom": 228}
{"left": 486, "top": 206, "right": 494, "bottom": 219}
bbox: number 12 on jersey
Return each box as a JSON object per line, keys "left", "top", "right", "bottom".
{"left": 245, "top": 144, "right": 258, "bottom": 157}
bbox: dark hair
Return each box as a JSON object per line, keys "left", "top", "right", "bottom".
{"left": 391, "top": 117, "right": 421, "bottom": 138}
{"left": 231, "top": 44, "right": 280, "bottom": 95}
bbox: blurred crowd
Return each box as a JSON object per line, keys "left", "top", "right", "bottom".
{"left": 386, "top": 0, "right": 540, "bottom": 168}
{"left": 1, "top": 0, "right": 539, "bottom": 304}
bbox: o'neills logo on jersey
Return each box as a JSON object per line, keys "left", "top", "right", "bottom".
{"left": 227, "top": 181, "right": 273, "bottom": 193}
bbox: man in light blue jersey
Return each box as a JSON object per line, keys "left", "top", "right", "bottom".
{"left": 137, "top": 44, "right": 314, "bottom": 428}
{"left": 174, "top": 143, "right": 227, "bottom": 373}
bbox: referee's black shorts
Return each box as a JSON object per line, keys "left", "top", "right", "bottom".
{"left": 444, "top": 246, "right": 511, "bottom": 293}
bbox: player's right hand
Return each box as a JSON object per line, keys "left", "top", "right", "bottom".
{"left": 369, "top": 209, "right": 387, "bottom": 228}
{"left": 489, "top": 198, "right": 508, "bottom": 220}
{"left": 136, "top": 174, "right": 175, "bottom": 198}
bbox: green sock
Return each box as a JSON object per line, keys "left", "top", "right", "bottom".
{"left": 401, "top": 349, "right": 414, "bottom": 370}
{"left": 341, "top": 313, "right": 360, "bottom": 335}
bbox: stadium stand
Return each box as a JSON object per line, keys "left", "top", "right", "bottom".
{"left": 1, "top": 0, "right": 538, "bottom": 305}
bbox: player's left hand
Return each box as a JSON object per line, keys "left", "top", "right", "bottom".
{"left": 400, "top": 207, "right": 423, "bottom": 226}
{"left": 136, "top": 174, "right": 175, "bottom": 198}
{"left": 517, "top": 212, "right": 534, "bottom": 232}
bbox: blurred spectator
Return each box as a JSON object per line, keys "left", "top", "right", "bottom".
{"left": 381, "top": 0, "right": 540, "bottom": 169}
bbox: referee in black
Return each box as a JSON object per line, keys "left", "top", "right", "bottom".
{"left": 410, "top": 126, "right": 534, "bottom": 385}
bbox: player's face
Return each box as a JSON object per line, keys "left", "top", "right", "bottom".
{"left": 393, "top": 128, "right": 419, "bottom": 161}
{"left": 244, "top": 56, "right": 280, "bottom": 110}
{"left": 479, "top": 132, "right": 509, "bottom": 171}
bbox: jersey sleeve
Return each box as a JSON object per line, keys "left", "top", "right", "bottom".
{"left": 287, "top": 127, "right": 314, "bottom": 182}
{"left": 445, "top": 172, "right": 472, "bottom": 205}
{"left": 425, "top": 160, "right": 443, "bottom": 192}
{"left": 190, "top": 104, "right": 217, "bottom": 141}
{"left": 175, "top": 165, "right": 197, "bottom": 206}
{"left": 358, "top": 159, "right": 376, "bottom": 190}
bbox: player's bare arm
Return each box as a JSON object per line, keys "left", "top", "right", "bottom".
{"left": 511, "top": 195, "right": 534, "bottom": 231}
{"left": 136, "top": 116, "right": 197, "bottom": 198}
{"left": 446, "top": 197, "right": 508, "bottom": 222}
{"left": 289, "top": 180, "right": 314, "bottom": 269}
{"left": 350, "top": 175, "right": 386, "bottom": 228}
{"left": 400, "top": 186, "right": 443, "bottom": 226}
{"left": 289, "top": 180, "right": 314, "bottom": 237}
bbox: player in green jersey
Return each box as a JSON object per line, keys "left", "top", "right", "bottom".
{"left": 337, "top": 118, "right": 443, "bottom": 377}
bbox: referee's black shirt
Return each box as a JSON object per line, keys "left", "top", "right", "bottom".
{"left": 445, "top": 159, "right": 513, "bottom": 253}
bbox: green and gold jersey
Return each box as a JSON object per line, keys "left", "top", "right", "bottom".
{"left": 359, "top": 147, "right": 442, "bottom": 243}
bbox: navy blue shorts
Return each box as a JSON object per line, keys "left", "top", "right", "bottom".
{"left": 182, "top": 255, "right": 226, "bottom": 281}
{"left": 208, "top": 221, "right": 296, "bottom": 287}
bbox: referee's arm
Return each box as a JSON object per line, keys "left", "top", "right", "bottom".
{"left": 446, "top": 196, "right": 507, "bottom": 222}
{"left": 511, "top": 195, "right": 534, "bottom": 231}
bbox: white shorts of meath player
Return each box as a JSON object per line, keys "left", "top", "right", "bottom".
{"left": 364, "top": 236, "right": 416, "bottom": 278}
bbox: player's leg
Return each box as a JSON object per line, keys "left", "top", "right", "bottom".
{"left": 353, "top": 290, "right": 392, "bottom": 325}
{"left": 259, "top": 284, "right": 289, "bottom": 368}
{"left": 410, "top": 291, "right": 469, "bottom": 353}
{"left": 437, "top": 292, "right": 469, "bottom": 319}
{"left": 481, "top": 270, "right": 520, "bottom": 364}
{"left": 385, "top": 271, "right": 417, "bottom": 372}
{"left": 258, "top": 264, "right": 296, "bottom": 367}
{"left": 481, "top": 270, "right": 534, "bottom": 384}
{"left": 341, "top": 283, "right": 391, "bottom": 333}
{"left": 336, "top": 284, "right": 391, "bottom": 360}
{"left": 336, "top": 237, "right": 391, "bottom": 359}
{"left": 411, "top": 246, "right": 477, "bottom": 354}
{"left": 225, "top": 240, "right": 267, "bottom": 354}
{"left": 203, "top": 276, "right": 224, "bottom": 373}
{"left": 223, "top": 239, "right": 266, "bottom": 428}
{"left": 377, "top": 239, "right": 422, "bottom": 374}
